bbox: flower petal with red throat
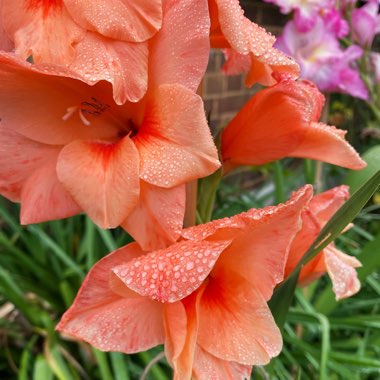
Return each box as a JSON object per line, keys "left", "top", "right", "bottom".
{"left": 291, "top": 122, "right": 366, "bottom": 170}
{"left": 57, "top": 243, "right": 165, "bottom": 352}
{"left": 134, "top": 84, "right": 220, "bottom": 188}
{"left": 122, "top": 181, "right": 186, "bottom": 251}
{"left": 324, "top": 245, "right": 361, "bottom": 300}
{"left": 113, "top": 240, "right": 231, "bottom": 303}
{"left": 57, "top": 136, "right": 140, "bottom": 228}
{"left": 197, "top": 273, "right": 282, "bottom": 365}
{"left": 70, "top": 32, "right": 148, "bottom": 104}
{"left": 1, "top": 0, "right": 84, "bottom": 64}
{"left": 211, "top": 0, "right": 275, "bottom": 55}
{"left": 215, "top": 185, "right": 313, "bottom": 300}
{"left": 193, "top": 345, "right": 252, "bottom": 380}
{"left": 64, "top": 0, "right": 162, "bottom": 42}
{"left": 0, "top": 54, "right": 121, "bottom": 145}
{"left": 148, "top": 0, "right": 210, "bottom": 92}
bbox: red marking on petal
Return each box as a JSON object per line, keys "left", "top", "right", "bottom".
{"left": 113, "top": 240, "right": 231, "bottom": 303}
{"left": 27, "top": 0, "right": 63, "bottom": 16}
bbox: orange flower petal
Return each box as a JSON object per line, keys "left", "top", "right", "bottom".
{"left": 0, "top": 126, "right": 81, "bottom": 223}
{"left": 246, "top": 48, "right": 300, "bottom": 86}
{"left": 57, "top": 243, "right": 165, "bottom": 352}
{"left": 0, "top": 54, "right": 120, "bottom": 145}
{"left": 112, "top": 240, "right": 230, "bottom": 303}
{"left": 197, "top": 274, "right": 282, "bottom": 365}
{"left": 56, "top": 136, "right": 140, "bottom": 228}
{"left": 1, "top": 0, "right": 83, "bottom": 64}
{"left": 324, "top": 245, "right": 361, "bottom": 300}
{"left": 164, "top": 294, "right": 201, "bottom": 380}
{"left": 0, "top": 20, "right": 13, "bottom": 51}
{"left": 122, "top": 181, "right": 186, "bottom": 251}
{"left": 134, "top": 84, "right": 220, "bottom": 188}
{"left": 149, "top": 0, "right": 210, "bottom": 92}
{"left": 70, "top": 32, "right": 148, "bottom": 105}
{"left": 215, "top": 185, "right": 313, "bottom": 300}
{"left": 308, "top": 185, "right": 349, "bottom": 225}
{"left": 222, "top": 78, "right": 364, "bottom": 170}
{"left": 64, "top": 0, "right": 162, "bottom": 42}
{"left": 193, "top": 346, "right": 252, "bottom": 380}
{"left": 291, "top": 122, "right": 366, "bottom": 169}
{"left": 20, "top": 159, "right": 81, "bottom": 224}
{"left": 212, "top": 0, "right": 275, "bottom": 55}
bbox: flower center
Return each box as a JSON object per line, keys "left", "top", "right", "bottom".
{"left": 62, "top": 97, "right": 110, "bottom": 126}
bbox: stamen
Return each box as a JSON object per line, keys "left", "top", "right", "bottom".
{"left": 62, "top": 106, "right": 91, "bottom": 126}
{"left": 62, "top": 106, "right": 78, "bottom": 121}
{"left": 79, "top": 109, "right": 91, "bottom": 126}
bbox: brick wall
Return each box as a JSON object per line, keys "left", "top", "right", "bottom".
{"left": 203, "top": 1, "right": 287, "bottom": 129}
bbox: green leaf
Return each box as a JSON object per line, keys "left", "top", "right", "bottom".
{"left": 345, "top": 145, "right": 380, "bottom": 193}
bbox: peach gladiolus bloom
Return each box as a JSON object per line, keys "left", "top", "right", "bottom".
{"left": 222, "top": 75, "right": 366, "bottom": 172}
{"left": 0, "top": 0, "right": 162, "bottom": 104}
{"left": 208, "top": 0, "right": 299, "bottom": 86}
{"left": 0, "top": 0, "right": 210, "bottom": 105}
{"left": 0, "top": 46, "right": 219, "bottom": 251}
{"left": 57, "top": 186, "right": 313, "bottom": 379}
{"left": 286, "top": 186, "right": 361, "bottom": 300}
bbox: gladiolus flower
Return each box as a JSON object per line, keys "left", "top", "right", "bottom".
{"left": 276, "top": 18, "right": 368, "bottom": 100}
{"left": 351, "top": 0, "right": 380, "bottom": 47}
{"left": 208, "top": 0, "right": 299, "bottom": 86}
{"left": 221, "top": 75, "right": 366, "bottom": 172}
{"left": 0, "top": 0, "right": 211, "bottom": 105}
{"left": 0, "top": 0, "right": 163, "bottom": 103}
{"left": 285, "top": 186, "right": 361, "bottom": 300}
{"left": 0, "top": 48, "right": 219, "bottom": 250}
{"left": 57, "top": 185, "right": 313, "bottom": 379}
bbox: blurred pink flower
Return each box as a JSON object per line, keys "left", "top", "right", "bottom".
{"left": 276, "top": 18, "right": 368, "bottom": 99}
{"left": 263, "top": 0, "right": 335, "bottom": 32}
{"left": 351, "top": 0, "right": 380, "bottom": 47}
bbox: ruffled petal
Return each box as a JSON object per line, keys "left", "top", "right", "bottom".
{"left": 64, "top": 0, "right": 162, "bottom": 42}
{"left": 1, "top": 0, "right": 83, "bottom": 64}
{"left": 134, "top": 84, "right": 220, "bottom": 188}
{"left": 70, "top": 32, "right": 148, "bottom": 104}
{"left": 197, "top": 273, "right": 282, "bottom": 365}
{"left": 215, "top": 185, "right": 313, "bottom": 300}
{"left": 149, "top": 0, "right": 210, "bottom": 92}
{"left": 56, "top": 136, "right": 140, "bottom": 228}
{"left": 308, "top": 185, "right": 349, "bottom": 225}
{"left": 57, "top": 243, "right": 165, "bottom": 352}
{"left": 0, "top": 20, "right": 13, "bottom": 51}
{"left": 193, "top": 346, "right": 252, "bottom": 380}
{"left": 291, "top": 122, "right": 366, "bottom": 170}
{"left": 112, "top": 240, "right": 230, "bottom": 303}
{"left": 324, "top": 245, "right": 361, "bottom": 300}
{"left": 246, "top": 48, "right": 300, "bottom": 86}
{"left": 122, "top": 181, "right": 186, "bottom": 251}
{"left": 211, "top": 0, "right": 275, "bottom": 55}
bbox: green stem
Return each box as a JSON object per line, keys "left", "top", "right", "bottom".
{"left": 273, "top": 161, "right": 285, "bottom": 204}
